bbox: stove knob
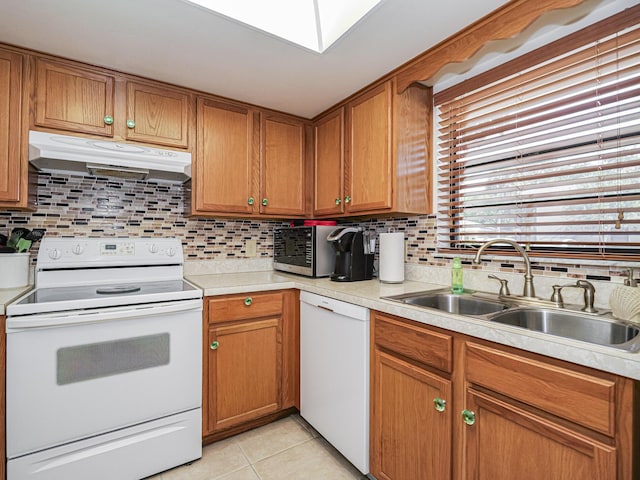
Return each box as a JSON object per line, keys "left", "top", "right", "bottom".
{"left": 148, "top": 244, "right": 159, "bottom": 254}
{"left": 167, "top": 247, "right": 176, "bottom": 257}
{"left": 48, "top": 248, "right": 62, "bottom": 260}
{"left": 72, "top": 244, "right": 85, "bottom": 255}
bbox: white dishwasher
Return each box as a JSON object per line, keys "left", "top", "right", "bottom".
{"left": 300, "top": 291, "right": 370, "bottom": 474}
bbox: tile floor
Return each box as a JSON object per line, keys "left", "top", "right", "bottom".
{"left": 149, "top": 415, "right": 369, "bottom": 480}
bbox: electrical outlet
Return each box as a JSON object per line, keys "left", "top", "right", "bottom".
{"left": 246, "top": 239, "right": 257, "bottom": 257}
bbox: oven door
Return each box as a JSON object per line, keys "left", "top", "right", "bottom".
{"left": 6, "top": 299, "right": 202, "bottom": 459}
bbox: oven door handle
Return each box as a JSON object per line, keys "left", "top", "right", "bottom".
{"left": 6, "top": 299, "right": 203, "bottom": 330}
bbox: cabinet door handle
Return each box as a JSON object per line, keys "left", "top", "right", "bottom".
{"left": 210, "top": 340, "right": 219, "bottom": 350}
{"left": 103, "top": 115, "right": 114, "bottom": 125}
{"left": 462, "top": 409, "right": 476, "bottom": 426}
{"left": 244, "top": 297, "right": 253, "bottom": 306}
{"left": 247, "top": 197, "right": 255, "bottom": 206}
{"left": 126, "top": 119, "right": 136, "bottom": 129}
{"left": 261, "top": 198, "right": 268, "bottom": 206}
{"left": 335, "top": 198, "right": 342, "bottom": 205}
{"left": 344, "top": 195, "right": 351, "bottom": 204}
{"left": 433, "top": 397, "right": 446, "bottom": 412}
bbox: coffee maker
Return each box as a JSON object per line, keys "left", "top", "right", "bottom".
{"left": 327, "top": 227, "right": 374, "bottom": 282}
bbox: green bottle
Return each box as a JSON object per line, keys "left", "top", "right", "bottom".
{"left": 452, "top": 257, "right": 464, "bottom": 294}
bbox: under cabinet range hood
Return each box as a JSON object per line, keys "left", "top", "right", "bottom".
{"left": 28, "top": 131, "right": 192, "bottom": 183}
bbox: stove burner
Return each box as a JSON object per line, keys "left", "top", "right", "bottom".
{"left": 96, "top": 286, "right": 142, "bottom": 295}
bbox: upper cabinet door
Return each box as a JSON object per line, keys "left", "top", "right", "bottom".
{"left": 313, "top": 108, "right": 344, "bottom": 217}
{"left": 346, "top": 82, "right": 393, "bottom": 214}
{"left": 195, "top": 97, "right": 257, "bottom": 215}
{"left": 125, "top": 81, "right": 191, "bottom": 148}
{"left": 261, "top": 114, "right": 306, "bottom": 216}
{"left": 34, "top": 58, "right": 115, "bottom": 137}
{"left": 0, "top": 49, "right": 24, "bottom": 203}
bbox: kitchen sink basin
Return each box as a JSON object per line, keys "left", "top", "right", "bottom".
{"left": 385, "top": 291, "right": 509, "bottom": 316}
{"left": 382, "top": 289, "right": 640, "bottom": 352}
{"left": 488, "top": 308, "right": 640, "bottom": 351}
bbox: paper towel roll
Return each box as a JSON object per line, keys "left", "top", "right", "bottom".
{"left": 379, "top": 232, "right": 404, "bottom": 283}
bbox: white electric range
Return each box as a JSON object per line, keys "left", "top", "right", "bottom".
{"left": 6, "top": 237, "right": 203, "bottom": 480}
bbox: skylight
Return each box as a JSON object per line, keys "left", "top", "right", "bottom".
{"left": 185, "top": 0, "right": 383, "bottom": 53}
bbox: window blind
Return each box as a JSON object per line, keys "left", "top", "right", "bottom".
{"left": 435, "top": 7, "right": 640, "bottom": 260}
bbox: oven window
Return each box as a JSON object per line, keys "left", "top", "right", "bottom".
{"left": 57, "top": 333, "right": 170, "bottom": 385}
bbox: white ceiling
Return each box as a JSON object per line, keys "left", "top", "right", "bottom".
{"left": 0, "top": 0, "right": 632, "bottom": 119}
{"left": 0, "top": 0, "right": 511, "bottom": 118}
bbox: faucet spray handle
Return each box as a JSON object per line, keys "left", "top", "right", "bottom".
{"left": 550, "top": 285, "right": 565, "bottom": 307}
{"left": 624, "top": 268, "right": 638, "bottom": 287}
{"left": 488, "top": 274, "right": 511, "bottom": 296}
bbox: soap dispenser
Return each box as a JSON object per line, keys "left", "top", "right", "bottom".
{"left": 452, "top": 257, "right": 464, "bottom": 294}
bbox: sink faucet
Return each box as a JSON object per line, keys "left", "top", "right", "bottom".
{"left": 624, "top": 267, "right": 638, "bottom": 287}
{"left": 550, "top": 280, "right": 597, "bottom": 313}
{"left": 473, "top": 239, "right": 536, "bottom": 298}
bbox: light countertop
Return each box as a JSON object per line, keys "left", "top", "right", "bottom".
{"left": 187, "top": 271, "right": 640, "bottom": 381}
{"left": 0, "top": 285, "right": 32, "bottom": 316}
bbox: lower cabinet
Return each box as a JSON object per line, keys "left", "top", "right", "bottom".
{"left": 208, "top": 317, "right": 281, "bottom": 432}
{"left": 370, "top": 310, "right": 638, "bottom": 480}
{"left": 371, "top": 312, "right": 453, "bottom": 480}
{"left": 1, "top": 315, "right": 5, "bottom": 480}
{"left": 462, "top": 341, "right": 627, "bottom": 480}
{"left": 202, "top": 290, "right": 299, "bottom": 441}
{"left": 463, "top": 388, "right": 617, "bottom": 479}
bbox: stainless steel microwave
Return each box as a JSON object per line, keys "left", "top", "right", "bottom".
{"left": 273, "top": 226, "right": 336, "bottom": 277}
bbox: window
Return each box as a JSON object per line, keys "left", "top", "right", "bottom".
{"left": 183, "top": 0, "right": 382, "bottom": 53}
{"left": 434, "top": 7, "right": 640, "bottom": 260}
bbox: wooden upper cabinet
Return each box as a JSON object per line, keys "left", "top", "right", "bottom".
{"left": 313, "top": 108, "right": 344, "bottom": 217}
{"left": 315, "top": 78, "right": 431, "bottom": 218}
{"left": 346, "top": 82, "right": 393, "bottom": 214}
{"left": 34, "top": 57, "right": 115, "bottom": 137}
{"left": 191, "top": 104, "right": 308, "bottom": 218}
{"left": 0, "top": 48, "right": 26, "bottom": 205}
{"left": 261, "top": 114, "right": 306, "bottom": 216}
{"left": 195, "top": 97, "right": 257, "bottom": 215}
{"left": 32, "top": 57, "right": 192, "bottom": 149}
{"left": 125, "top": 81, "right": 190, "bottom": 148}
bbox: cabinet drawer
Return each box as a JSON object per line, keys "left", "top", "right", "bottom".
{"left": 373, "top": 312, "right": 452, "bottom": 373}
{"left": 465, "top": 342, "right": 616, "bottom": 436}
{"left": 208, "top": 291, "right": 284, "bottom": 324}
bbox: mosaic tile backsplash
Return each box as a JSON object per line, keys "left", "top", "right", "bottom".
{"left": 0, "top": 173, "right": 283, "bottom": 261}
{"left": 0, "top": 172, "right": 634, "bottom": 284}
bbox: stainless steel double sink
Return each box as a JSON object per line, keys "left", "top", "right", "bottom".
{"left": 382, "top": 289, "right": 640, "bottom": 352}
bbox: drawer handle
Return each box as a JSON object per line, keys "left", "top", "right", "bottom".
{"left": 210, "top": 340, "right": 219, "bottom": 350}
{"left": 433, "top": 397, "right": 446, "bottom": 412}
{"left": 244, "top": 297, "right": 253, "bottom": 306}
{"left": 462, "top": 409, "right": 476, "bottom": 426}
{"left": 103, "top": 115, "right": 114, "bottom": 125}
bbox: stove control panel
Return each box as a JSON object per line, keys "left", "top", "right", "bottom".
{"left": 101, "top": 242, "right": 135, "bottom": 256}
{"left": 36, "top": 238, "right": 184, "bottom": 269}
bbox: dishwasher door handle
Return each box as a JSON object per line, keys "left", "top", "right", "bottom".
{"left": 317, "top": 305, "right": 335, "bottom": 313}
